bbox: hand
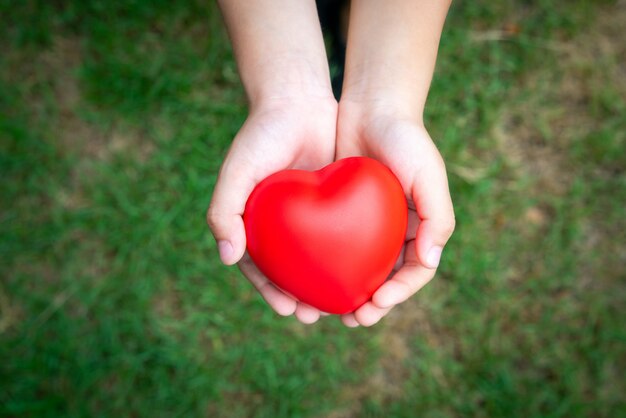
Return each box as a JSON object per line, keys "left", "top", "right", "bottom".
{"left": 207, "top": 96, "right": 337, "bottom": 324}
{"left": 213, "top": 0, "right": 453, "bottom": 326}
{"left": 332, "top": 0, "right": 453, "bottom": 326}
{"left": 335, "top": 103, "right": 455, "bottom": 327}
{"left": 212, "top": 0, "right": 337, "bottom": 323}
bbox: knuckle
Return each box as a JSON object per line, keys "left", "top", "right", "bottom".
{"left": 433, "top": 151, "right": 447, "bottom": 172}
{"left": 206, "top": 204, "right": 222, "bottom": 230}
{"left": 443, "top": 215, "right": 456, "bottom": 237}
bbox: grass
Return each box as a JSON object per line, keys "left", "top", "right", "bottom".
{"left": 1, "top": 0, "right": 624, "bottom": 417}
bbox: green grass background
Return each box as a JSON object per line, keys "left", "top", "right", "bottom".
{"left": 1, "top": 1, "right": 624, "bottom": 417}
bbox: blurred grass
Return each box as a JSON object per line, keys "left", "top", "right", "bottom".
{"left": 1, "top": 0, "right": 624, "bottom": 417}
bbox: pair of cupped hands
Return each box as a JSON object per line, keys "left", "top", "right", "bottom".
{"left": 207, "top": 90, "right": 455, "bottom": 327}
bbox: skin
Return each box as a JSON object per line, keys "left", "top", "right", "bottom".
{"left": 336, "top": 0, "right": 455, "bottom": 327}
{"left": 209, "top": 0, "right": 335, "bottom": 324}
{"left": 208, "top": 0, "right": 455, "bottom": 327}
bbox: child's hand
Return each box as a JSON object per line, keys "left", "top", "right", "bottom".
{"left": 213, "top": 0, "right": 453, "bottom": 326}
{"left": 333, "top": 0, "right": 453, "bottom": 326}
{"left": 207, "top": 96, "right": 337, "bottom": 324}
{"left": 335, "top": 105, "right": 455, "bottom": 327}
{"left": 210, "top": 0, "right": 337, "bottom": 324}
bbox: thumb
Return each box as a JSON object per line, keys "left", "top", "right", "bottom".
{"left": 207, "top": 159, "right": 255, "bottom": 265}
{"left": 412, "top": 147, "right": 455, "bottom": 269}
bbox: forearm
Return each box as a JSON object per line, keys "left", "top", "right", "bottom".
{"left": 341, "top": 0, "right": 452, "bottom": 120}
{"left": 217, "top": 0, "right": 334, "bottom": 106}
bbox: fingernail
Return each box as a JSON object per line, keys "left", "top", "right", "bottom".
{"left": 426, "top": 246, "right": 443, "bottom": 268}
{"left": 218, "top": 240, "right": 234, "bottom": 264}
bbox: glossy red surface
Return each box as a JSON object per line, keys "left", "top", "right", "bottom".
{"left": 244, "top": 157, "right": 408, "bottom": 314}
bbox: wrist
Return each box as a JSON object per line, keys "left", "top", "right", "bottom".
{"left": 250, "top": 93, "right": 338, "bottom": 129}
{"left": 218, "top": 0, "right": 334, "bottom": 108}
{"left": 341, "top": 71, "right": 429, "bottom": 124}
{"left": 241, "top": 53, "right": 335, "bottom": 108}
{"left": 338, "top": 91, "right": 425, "bottom": 128}
{"left": 339, "top": 0, "right": 451, "bottom": 122}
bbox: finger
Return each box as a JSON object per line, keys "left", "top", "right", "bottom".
{"left": 294, "top": 303, "right": 321, "bottom": 324}
{"left": 353, "top": 302, "right": 393, "bottom": 327}
{"left": 238, "top": 255, "right": 297, "bottom": 316}
{"left": 207, "top": 155, "right": 257, "bottom": 265}
{"left": 373, "top": 265, "right": 436, "bottom": 308}
{"left": 341, "top": 313, "right": 360, "bottom": 328}
{"left": 405, "top": 208, "right": 420, "bottom": 240}
{"left": 391, "top": 210, "right": 419, "bottom": 272}
{"left": 392, "top": 245, "right": 405, "bottom": 272}
{"left": 372, "top": 240, "right": 436, "bottom": 308}
{"left": 411, "top": 142, "right": 455, "bottom": 269}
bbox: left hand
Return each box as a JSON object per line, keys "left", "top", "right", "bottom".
{"left": 335, "top": 102, "right": 456, "bottom": 327}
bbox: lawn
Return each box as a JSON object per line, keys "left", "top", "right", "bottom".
{"left": 1, "top": 1, "right": 624, "bottom": 417}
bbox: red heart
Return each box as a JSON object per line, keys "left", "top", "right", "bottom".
{"left": 244, "top": 157, "right": 408, "bottom": 314}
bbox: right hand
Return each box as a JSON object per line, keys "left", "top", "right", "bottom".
{"left": 207, "top": 96, "right": 337, "bottom": 324}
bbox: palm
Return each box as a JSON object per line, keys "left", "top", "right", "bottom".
{"left": 211, "top": 98, "right": 337, "bottom": 323}
{"left": 336, "top": 112, "right": 454, "bottom": 327}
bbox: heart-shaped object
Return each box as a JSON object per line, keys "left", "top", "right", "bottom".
{"left": 243, "top": 157, "right": 408, "bottom": 314}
